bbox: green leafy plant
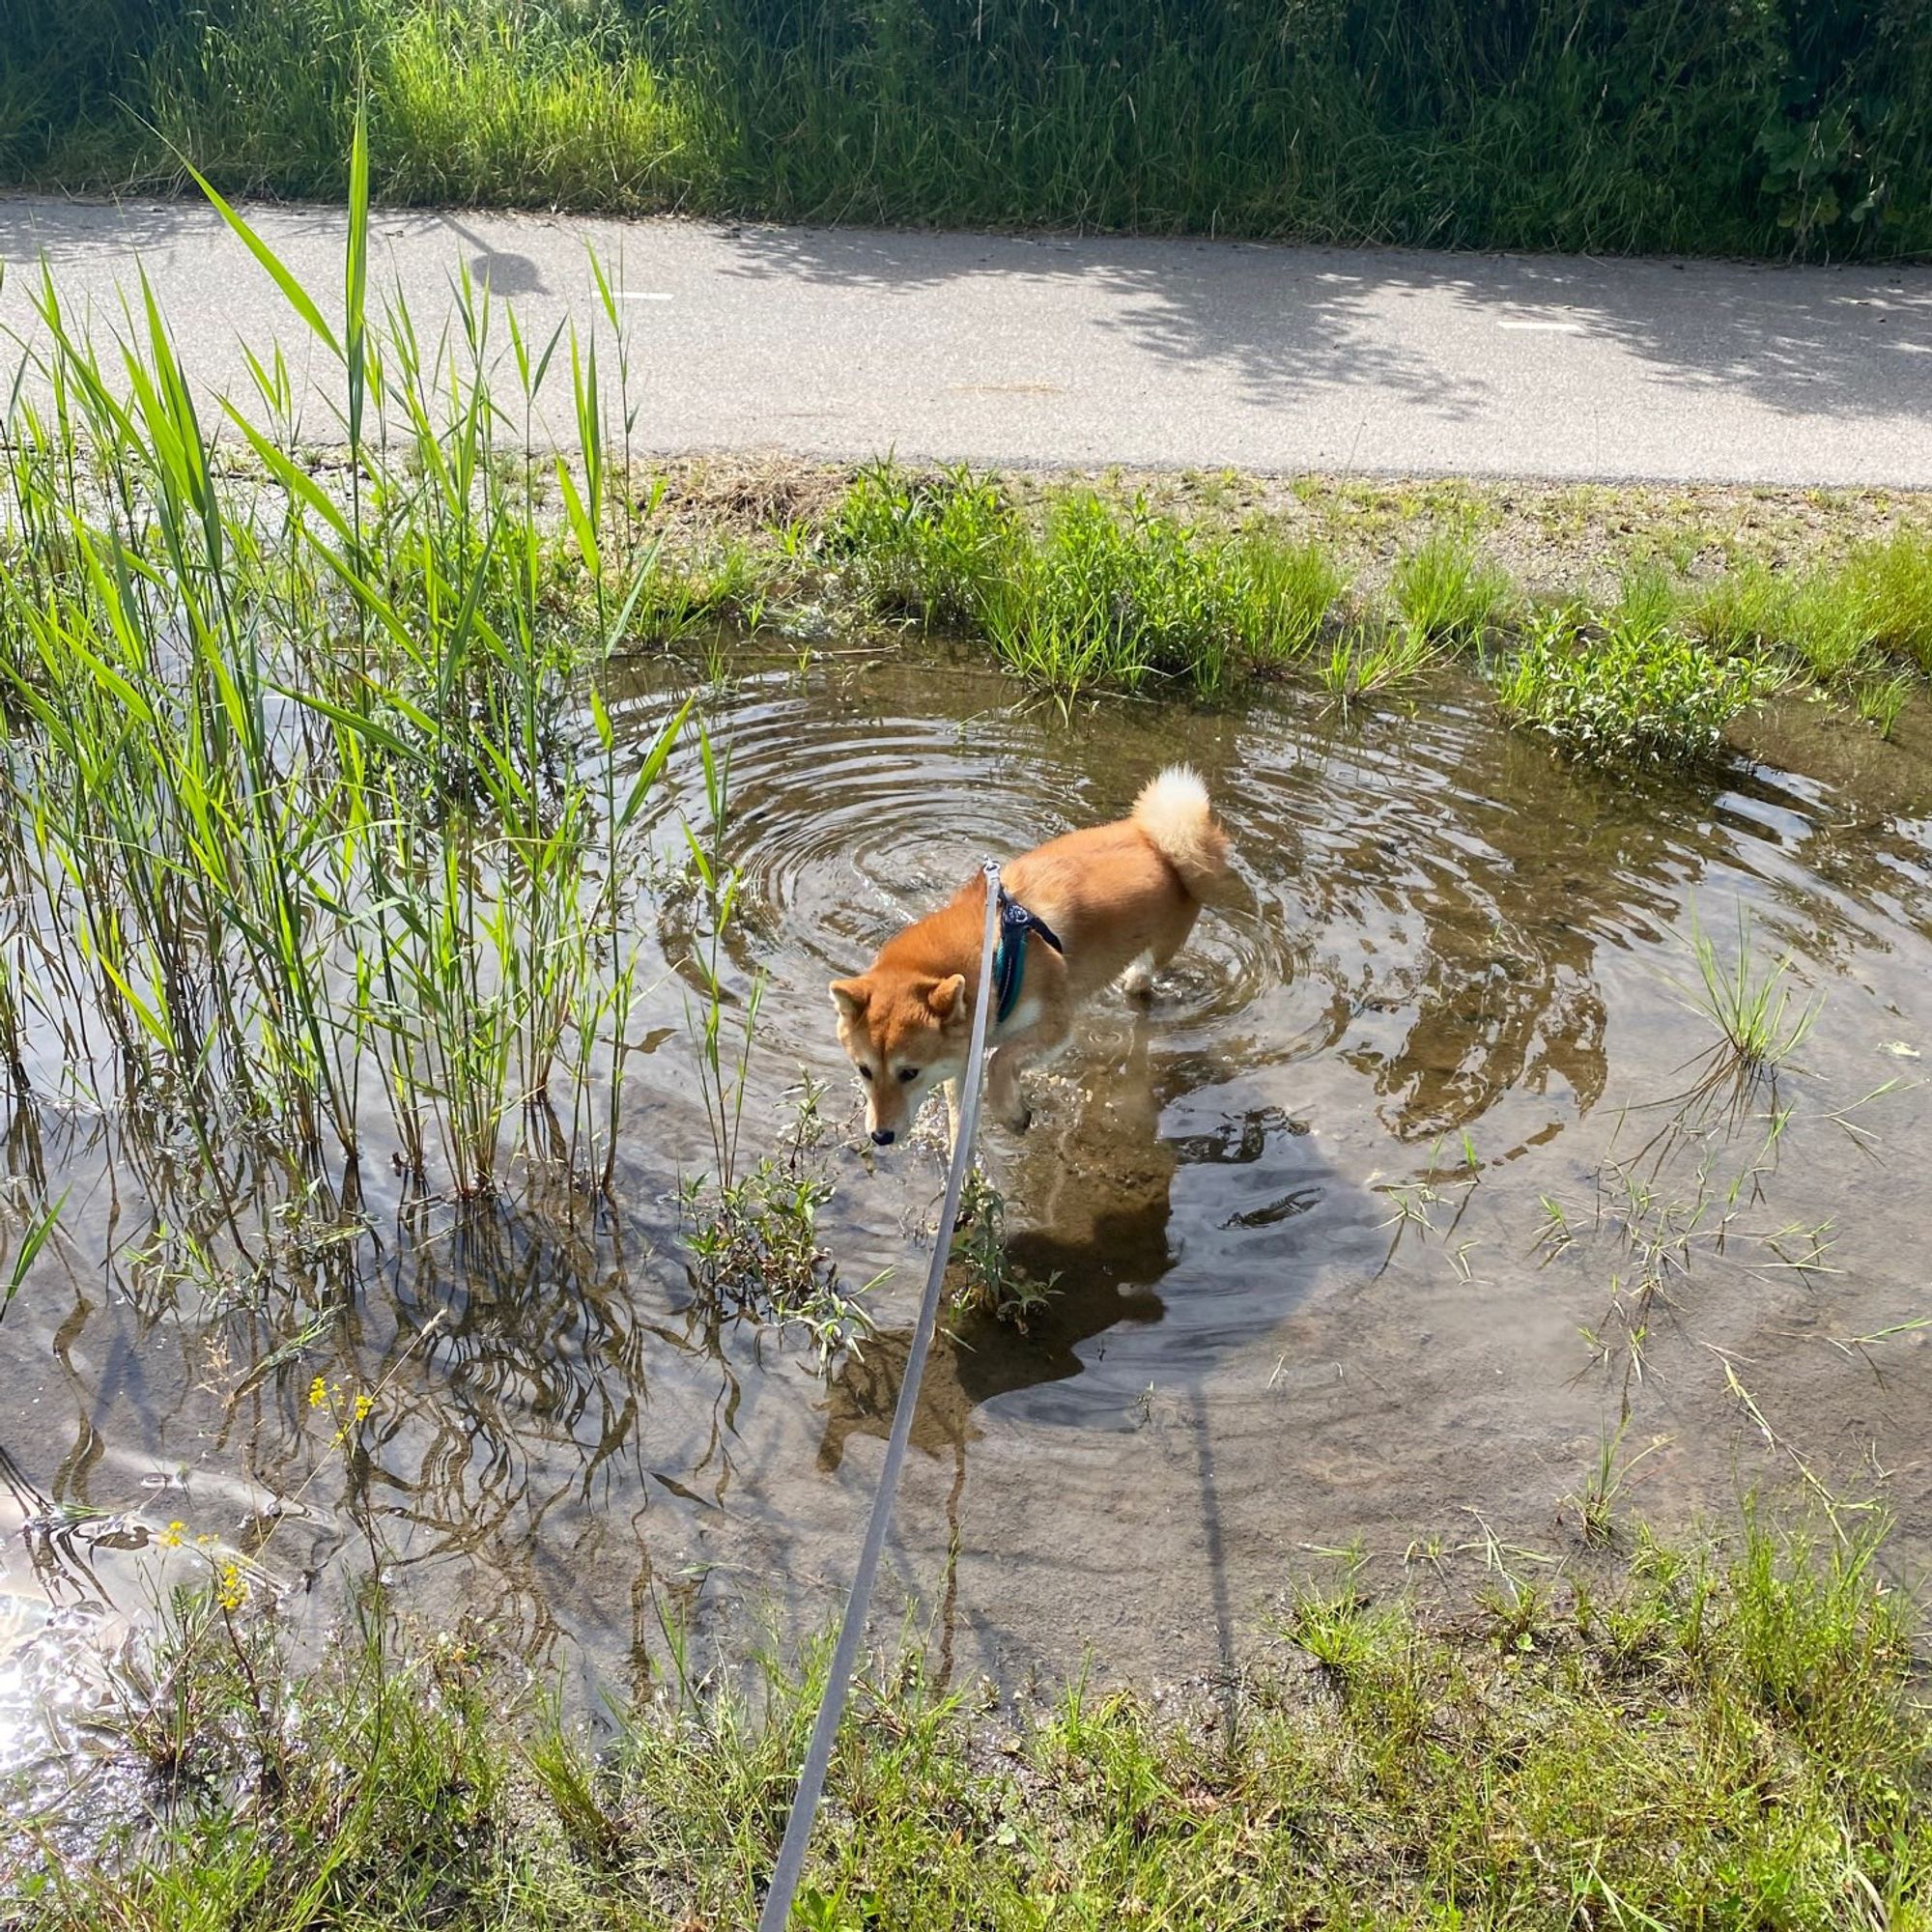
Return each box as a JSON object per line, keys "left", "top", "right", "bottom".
{"left": 949, "top": 1168, "right": 1059, "bottom": 1329}
{"left": 1495, "top": 611, "right": 1763, "bottom": 763}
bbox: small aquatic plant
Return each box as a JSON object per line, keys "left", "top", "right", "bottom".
{"left": 949, "top": 1167, "right": 1058, "bottom": 1329}
{"left": 1318, "top": 621, "right": 1441, "bottom": 705}
{"left": 680, "top": 1160, "right": 877, "bottom": 1366}
{"left": 1853, "top": 668, "right": 1913, "bottom": 739}
{"left": 1681, "top": 906, "right": 1822, "bottom": 1076}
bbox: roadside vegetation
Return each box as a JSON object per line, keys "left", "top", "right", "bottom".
{"left": 8, "top": 0, "right": 1932, "bottom": 259}
{"left": 8, "top": 1502, "right": 1926, "bottom": 1928}
{"left": 790, "top": 462, "right": 1932, "bottom": 761}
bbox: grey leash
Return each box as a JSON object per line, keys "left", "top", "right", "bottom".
{"left": 755, "top": 859, "right": 1005, "bottom": 1932}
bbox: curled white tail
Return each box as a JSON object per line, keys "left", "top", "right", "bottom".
{"left": 1132, "top": 765, "right": 1230, "bottom": 895}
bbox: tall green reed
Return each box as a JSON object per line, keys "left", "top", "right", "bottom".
{"left": 0, "top": 119, "right": 689, "bottom": 1207}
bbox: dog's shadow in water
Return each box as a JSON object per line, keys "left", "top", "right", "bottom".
{"left": 816, "top": 1020, "right": 1180, "bottom": 1473}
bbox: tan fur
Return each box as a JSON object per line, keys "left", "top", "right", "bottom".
{"left": 831, "top": 767, "right": 1230, "bottom": 1146}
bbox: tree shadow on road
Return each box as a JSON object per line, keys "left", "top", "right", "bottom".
{"left": 711, "top": 222, "right": 1932, "bottom": 427}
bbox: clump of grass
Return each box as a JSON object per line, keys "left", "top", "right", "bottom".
{"left": 1608, "top": 562, "right": 1683, "bottom": 642}
{"left": 1572, "top": 1415, "right": 1668, "bottom": 1546}
{"left": 1846, "top": 529, "right": 1932, "bottom": 669}
{"left": 1685, "top": 558, "right": 1791, "bottom": 654}
{"left": 1388, "top": 534, "right": 1511, "bottom": 645}
{"left": 1495, "top": 611, "right": 1763, "bottom": 764}
{"left": 948, "top": 1168, "right": 1058, "bottom": 1329}
{"left": 1854, "top": 667, "right": 1914, "bottom": 738}
{"left": 680, "top": 1157, "right": 875, "bottom": 1365}
{"left": 832, "top": 462, "right": 1017, "bottom": 628}
{"left": 1318, "top": 621, "right": 1442, "bottom": 705}
{"left": 1003, "top": 492, "right": 1234, "bottom": 695}
{"left": 1681, "top": 904, "right": 1822, "bottom": 1075}
{"left": 1782, "top": 567, "right": 1881, "bottom": 681}
{"left": 1225, "top": 531, "right": 1345, "bottom": 664}
{"left": 25, "top": 1505, "right": 1928, "bottom": 1929}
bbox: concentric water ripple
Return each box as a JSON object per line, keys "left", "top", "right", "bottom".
{"left": 616, "top": 659, "right": 1765, "bottom": 1148}
{"left": 9, "top": 645, "right": 1932, "bottom": 1759}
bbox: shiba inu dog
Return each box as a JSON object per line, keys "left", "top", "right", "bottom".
{"left": 830, "top": 767, "right": 1230, "bottom": 1149}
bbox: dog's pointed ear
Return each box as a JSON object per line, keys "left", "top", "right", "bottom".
{"left": 829, "top": 979, "right": 869, "bottom": 1021}
{"left": 926, "top": 974, "right": 968, "bottom": 1029}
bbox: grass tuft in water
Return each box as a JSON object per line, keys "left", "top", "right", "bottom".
{"left": 1682, "top": 905, "right": 1823, "bottom": 1076}
{"left": 1318, "top": 622, "right": 1443, "bottom": 706}
{"left": 948, "top": 1167, "right": 1058, "bottom": 1330}
{"left": 1854, "top": 667, "right": 1915, "bottom": 738}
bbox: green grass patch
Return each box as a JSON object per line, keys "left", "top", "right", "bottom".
{"left": 15, "top": 1505, "right": 1928, "bottom": 1927}
{"left": 1390, "top": 534, "right": 1513, "bottom": 644}
{"left": 10, "top": 0, "right": 1932, "bottom": 260}
{"left": 815, "top": 465, "right": 1932, "bottom": 759}
{"left": 1850, "top": 530, "right": 1932, "bottom": 670}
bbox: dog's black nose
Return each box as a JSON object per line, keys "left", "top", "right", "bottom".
{"left": 869, "top": 1128, "right": 895, "bottom": 1147}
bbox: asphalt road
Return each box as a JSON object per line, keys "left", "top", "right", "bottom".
{"left": 4, "top": 194, "right": 1931, "bottom": 484}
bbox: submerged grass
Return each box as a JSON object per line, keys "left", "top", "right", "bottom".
{"left": 12, "top": 0, "right": 1932, "bottom": 261}
{"left": 12, "top": 1505, "right": 1927, "bottom": 1927}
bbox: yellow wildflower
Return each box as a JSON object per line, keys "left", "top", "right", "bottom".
{"left": 217, "top": 1563, "right": 247, "bottom": 1611}
{"left": 307, "top": 1375, "right": 327, "bottom": 1409}
{"left": 157, "top": 1520, "right": 185, "bottom": 1549}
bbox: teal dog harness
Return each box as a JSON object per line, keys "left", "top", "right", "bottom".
{"left": 990, "top": 884, "right": 1065, "bottom": 1024}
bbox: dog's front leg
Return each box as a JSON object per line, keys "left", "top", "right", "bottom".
{"left": 984, "top": 1006, "right": 1072, "bottom": 1135}
{"left": 943, "top": 1077, "right": 962, "bottom": 1155}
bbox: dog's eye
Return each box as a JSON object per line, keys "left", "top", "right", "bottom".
{"left": 897, "top": 1067, "right": 918, "bottom": 1083}
{"left": 857, "top": 1065, "right": 873, "bottom": 1083}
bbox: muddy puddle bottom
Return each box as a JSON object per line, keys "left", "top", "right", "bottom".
{"left": 2, "top": 652, "right": 1931, "bottom": 1804}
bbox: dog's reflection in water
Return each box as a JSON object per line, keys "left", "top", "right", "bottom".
{"left": 815, "top": 1019, "right": 1176, "bottom": 1472}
